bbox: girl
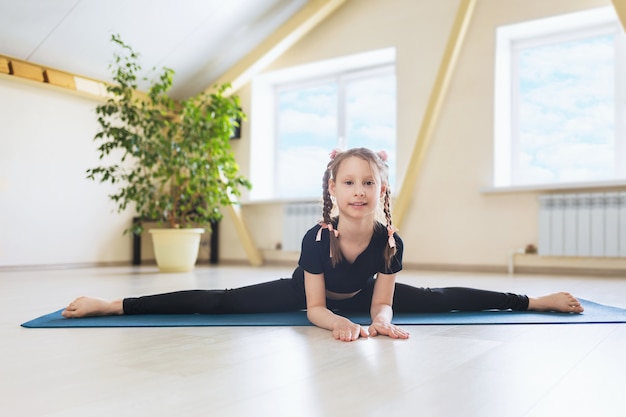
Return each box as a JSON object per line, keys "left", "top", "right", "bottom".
{"left": 63, "top": 148, "right": 583, "bottom": 342}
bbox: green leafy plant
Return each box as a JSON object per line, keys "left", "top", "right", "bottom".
{"left": 88, "top": 34, "right": 251, "bottom": 233}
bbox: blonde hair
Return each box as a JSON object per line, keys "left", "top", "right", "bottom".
{"left": 320, "top": 148, "right": 396, "bottom": 268}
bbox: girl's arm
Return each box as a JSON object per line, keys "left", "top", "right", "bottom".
{"left": 304, "top": 270, "right": 369, "bottom": 342}
{"left": 369, "top": 272, "right": 410, "bottom": 339}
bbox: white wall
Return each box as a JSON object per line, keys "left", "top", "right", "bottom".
{"left": 0, "top": 76, "right": 132, "bottom": 267}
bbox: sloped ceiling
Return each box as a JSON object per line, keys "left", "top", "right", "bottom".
{"left": 0, "top": 0, "right": 309, "bottom": 99}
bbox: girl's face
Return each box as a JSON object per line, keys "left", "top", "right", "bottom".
{"left": 329, "top": 156, "right": 386, "bottom": 221}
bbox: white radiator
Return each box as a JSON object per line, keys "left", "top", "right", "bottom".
{"left": 538, "top": 192, "right": 626, "bottom": 257}
{"left": 282, "top": 203, "right": 322, "bottom": 251}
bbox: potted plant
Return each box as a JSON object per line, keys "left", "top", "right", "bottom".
{"left": 88, "top": 35, "right": 251, "bottom": 272}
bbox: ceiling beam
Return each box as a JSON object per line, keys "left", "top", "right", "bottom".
{"left": 211, "top": 0, "right": 347, "bottom": 96}
{"left": 612, "top": 0, "right": 626, "bottom": 32}
{"left": 393, "top": 0, "right": 477, "bottom": 230}
{"left": 0, "top": 54, "right": 108, "bottom": 99}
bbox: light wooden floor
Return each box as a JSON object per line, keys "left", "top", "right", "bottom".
{"left": 2, "top": 264, "right": 626, "bottom": 417}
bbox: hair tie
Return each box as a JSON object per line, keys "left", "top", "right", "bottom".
{"left": 316, "top": 222, "right": 339, "bottom": 241}
{"left": 316, "top": 222, "right": 339, "bottom": 257}
{"left": 329, "top": 149, "right": 339, "bottom": 160}
{"left": 377, "top": 150, "right": 389, "bottom": 162}
{"left": 387, "top": 225, "right": 396, "bottom": 249}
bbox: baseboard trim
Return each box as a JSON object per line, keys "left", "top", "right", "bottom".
{"left": 402, "top": 263, "right": 506, "bottom": 274}
{"left": 510, "top": 265, "right": 626, "bottom": 277}
{"left": 403, "top": 262, "right": 626, "bottom": 277}
{"left": 0, "top": 260, "right": 132, "bottom": 272}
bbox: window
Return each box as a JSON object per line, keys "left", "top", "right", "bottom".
{"left": 250, "top": 49, "right": 396, "bottom": 201}
{"left": 493, "top": 7, "right": 626, "bottom": 188}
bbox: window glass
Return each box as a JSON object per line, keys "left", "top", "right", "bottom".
{"left": 515, "top": 34, "right": 615, "bottom": 185}
{"left": 345, "top": 71, "right": 397, "bottom": 188}
{"left": 276, "top": 81, "right": 338, "bottom": 199}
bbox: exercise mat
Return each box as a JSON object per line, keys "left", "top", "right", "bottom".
{"left": 20, "top": 299, "right": 626, "bottom": 328}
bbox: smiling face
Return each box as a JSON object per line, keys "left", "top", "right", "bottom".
{"left": 328, "top": 155, "right": 386, "bottom": 222}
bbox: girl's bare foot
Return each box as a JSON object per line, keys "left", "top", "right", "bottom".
{"left": 61, "top": 296, "right": 124, "bottom": 318}
{"left": 528, "top": 292, "right": 584, "bottom": 313}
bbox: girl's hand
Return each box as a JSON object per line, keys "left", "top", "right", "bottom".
{"left": 332, "top": 318, "right": 369, "bottom": 342}
{"left": 368, "top": 321, "right": 410, "bottom": 339}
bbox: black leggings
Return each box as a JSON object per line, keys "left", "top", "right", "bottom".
{"left": 122, "top": 278, "right": 529, "bottom": 315}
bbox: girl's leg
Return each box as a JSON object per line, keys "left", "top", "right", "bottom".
{"left": 391, "top": 284, "right": 583, "bottom": 313}
{"left": 123, "top": 278, "right": 306, "bottom": 315}
{"left": 217, "top": 278, "right": 307, "bottom": 314}
{"left": 391, "top": 284, "right": 529, "bottom": 313}
{"left": 318, "top": 281, "right": 528, "bottom": 314}
{"left": 123, "top": 289, "right": 223, "bottom": 315}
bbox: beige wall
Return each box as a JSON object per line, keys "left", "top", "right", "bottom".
{"left": 220, "top": 0, "right": 624, "bottom": 273}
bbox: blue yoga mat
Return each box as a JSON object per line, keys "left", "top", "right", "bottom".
{"left": 20, "top": 299, "right": 626, "bottom": 328}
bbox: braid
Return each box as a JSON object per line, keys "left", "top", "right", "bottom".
{"left": 321, "top": 166, "right": 333, "bottom": 223}
{"left": 382, "top": 187, "right": 396, "bottom": 270}
{"left": 322, "top": 161, "right": 342, "bottom": 266}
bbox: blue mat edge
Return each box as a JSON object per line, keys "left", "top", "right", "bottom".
{"left": 20, "top": 299, "right": 626, "bottom": 328}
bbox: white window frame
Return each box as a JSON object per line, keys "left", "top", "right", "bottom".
{"left": 493, "top": 6, "right": 626, "bottom": 190}
{"left": 249, "top": 48, "right": 396, "bottom": 202}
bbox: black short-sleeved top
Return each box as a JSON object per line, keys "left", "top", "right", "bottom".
{"left": 293, "top": 219, "right": 403, "bottom": 294}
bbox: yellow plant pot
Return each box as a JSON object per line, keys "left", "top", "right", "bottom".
{"left": 149, "top": 228, "right": 205, "bottom": 272}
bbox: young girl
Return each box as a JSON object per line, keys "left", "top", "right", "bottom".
{"left": 63, "top": 147, "right": 584, "bottom": 342}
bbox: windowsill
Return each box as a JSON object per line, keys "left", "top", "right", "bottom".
{"left": 481, "top": 179, "right": 626, "bottom": 194}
